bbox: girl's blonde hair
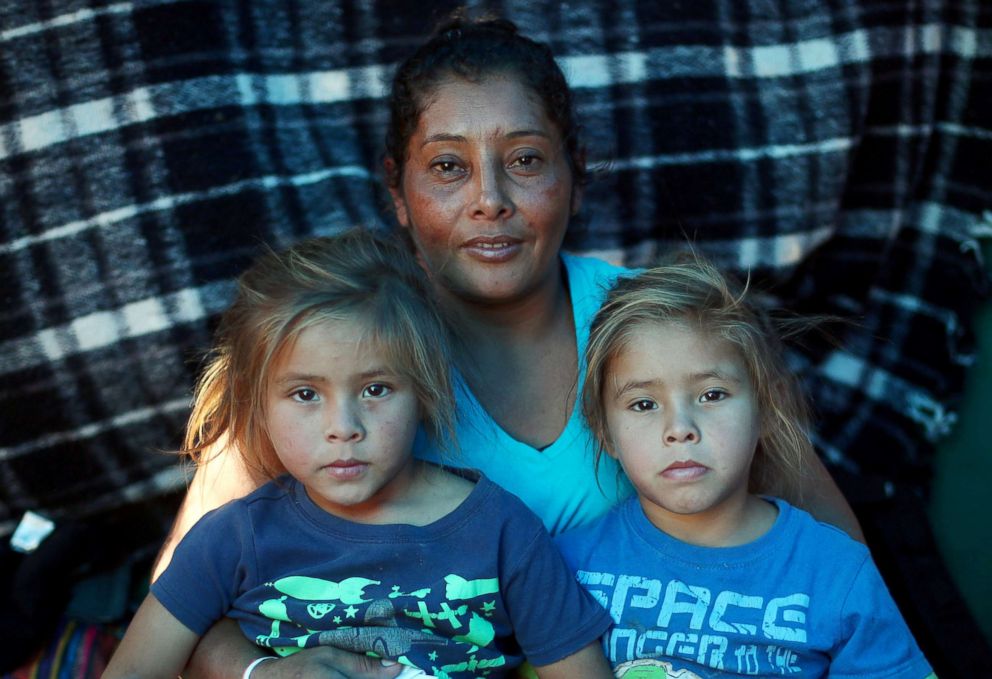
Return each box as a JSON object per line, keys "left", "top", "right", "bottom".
{"left": 184, "top": 227, "right": 455, "bottom": 480}
{"left": 583, "top": 254, "right": 811, "bottom": 503}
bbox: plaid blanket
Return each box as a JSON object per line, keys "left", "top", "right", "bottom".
{"left": 1, "top": 0, "right": 990, "bottom": 538}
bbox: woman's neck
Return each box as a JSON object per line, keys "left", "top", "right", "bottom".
{"left": 437, "top": 266, "right": 571, "bottom": 351}
{"left": 435, "top": 264, "right": 579, "bottom": 448}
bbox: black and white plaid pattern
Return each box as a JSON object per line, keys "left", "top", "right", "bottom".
{"left": 1, "top": 0, "right": 990, "bottom": 536}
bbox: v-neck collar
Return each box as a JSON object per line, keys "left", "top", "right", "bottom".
{"left": 450, "top": 256, "right": 588, "bottom": 457}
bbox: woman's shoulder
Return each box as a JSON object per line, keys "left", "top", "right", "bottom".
{"left": 561, "top": 251, "right": 631, "bottom": 285}
{"left": 562, "top": 252, "right": 634, "bottom": 333}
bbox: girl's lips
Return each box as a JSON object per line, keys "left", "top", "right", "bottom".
{"left": 461, "top": 236, "right": 522, "bottom": 262}
{"left": 323, "top": 460, "right": 368, "bottom": 480}
{"left": 661, "top": 460, "right": 708, "bottom": 481}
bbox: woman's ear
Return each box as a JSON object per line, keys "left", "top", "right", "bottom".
{"left": 383, "top": 157, "right": 410, "bottom": 228}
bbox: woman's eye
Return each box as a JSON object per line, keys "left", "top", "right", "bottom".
{"left": 700, "top": 389, "right": 727, "bottom": 403}
{"left": 630, "top": 399, "right": 657, "bottom": 412}
{"left": 510, "top": 153, "right": 542, "bottom": 170}
{"left": 362, "top": 383, "right": 392, "bottom": 398}
{"left": 430, "top": 159, "right": 463, "bottom": 176}
{"left": 291, "top": 388, "right": 319, "bottom": 403}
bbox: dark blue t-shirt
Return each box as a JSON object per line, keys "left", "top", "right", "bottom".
{"left": 153, "top": 474, "right": 610, "bottom": 676}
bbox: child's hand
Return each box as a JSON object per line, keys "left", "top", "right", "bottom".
{"left": 249, "top": 648, "right": 404, "bottom": 679}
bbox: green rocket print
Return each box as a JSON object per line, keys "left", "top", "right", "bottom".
{"left": 452, "top": 612, "right": 496, "bottom": 651}
{"left": 271, "top": 576, "right": 378, "bottom": 603}
{"left": 253, "top": 572, "right": 510, "bottom": 677}
{"left": 444, "top": 575, "right": 499, "bottom": 601}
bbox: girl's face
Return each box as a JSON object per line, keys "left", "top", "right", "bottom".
{"left": 265, "top": 316, "right": 422, "bottom": 522}
{"left": 389, "top": 75, "right": 581, "bottom": 306}
{"left": 603, "top": 321, "right": 762, "bottom": 534}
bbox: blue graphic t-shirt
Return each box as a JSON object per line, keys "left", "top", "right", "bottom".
{"left": 152, "top": 474, "right": 611, "bottom": 678}
{"left": 555, "top": 497, "right": 933, "bottom": 679}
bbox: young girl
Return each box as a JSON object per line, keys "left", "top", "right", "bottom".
{"left": 555, "top": 257, "right": 934, "bottom": 679}
{"left": 104, "top": 228, "right": 613, "bottom": 679}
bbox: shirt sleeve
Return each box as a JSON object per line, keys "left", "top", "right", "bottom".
{"left": 150, "top": 504, "right": 249, "bottom": 635}
{"left": 553, "top": 524, "right": 592, "bottom": 573}
{"left": 828, "top": 556, "right": 934, "bottom": 679}
{"left": 500, "top": 512, "right": 612, "bottom": 667}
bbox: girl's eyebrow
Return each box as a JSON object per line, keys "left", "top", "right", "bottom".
{"left": 275, "top": 368, "right": 395, "bottom": 384}
{"left": 689, "top": 369, "right": 743, "bottom": 383}
{"left": 357, "top": 368, "right": 394, "bottom": 380}
{"left": 612, "top": 369, "right": 743, "bottom": 396}
{"left": 613, "top": 378, "right": 659, "bottom": 397}
{"left": 275, "top": 373, "right": 326, "bottom": 384}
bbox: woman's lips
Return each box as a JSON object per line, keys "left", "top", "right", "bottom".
{"left": 323, "top": 460, "right": 368, "bottom": 480}
{"left": 661, "top": 460, "right": 708, "bottom": 481}
{"left": 461, "top": 236, "right": 522, "bottom": 262}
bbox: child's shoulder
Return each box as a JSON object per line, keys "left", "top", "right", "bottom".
{"left": 772, "top": 498, "right": 872, "bottom": 570}
{"left": 554, "top": 497, "right": 629, "bottom": 561}
{"left": 189, "top": 476, "right": 293, "bottom": 533}
{"left": 416, "top": 463, "right": 476, "bottom": 520}
{"left": 414, "top": 464, "right": 544, "bottom": 531}
{"left": 777, "top": 498, "right": 868, "bottom": 551}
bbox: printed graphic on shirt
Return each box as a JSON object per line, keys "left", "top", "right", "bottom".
{"left": 252, "top": 573, "right": 506, "bottom": 678}
{"left": 578, "top": 570, "right": 812, "bottom": 677}
{"left": 615, "top": 659, "right": 703, "bottom": 678}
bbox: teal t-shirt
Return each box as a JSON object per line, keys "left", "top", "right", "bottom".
{"left": 415, "top": 253, "right": 635, "bottom": 535}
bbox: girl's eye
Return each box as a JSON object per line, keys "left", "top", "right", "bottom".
{"left": 291, "top": 388, "right": 319, "bottom": 403}
{"left": 362, "top": 383, "right": 392, "bottom": 399}
{"left": 700, "top": 389, "right": 727, "bottom": 403}
{"left": 629, "top": 399, "right": 657, "bottom": 412}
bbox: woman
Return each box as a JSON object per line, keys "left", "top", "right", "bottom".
{"left": 164, "top": 14, "right": 860, "bottom": 679}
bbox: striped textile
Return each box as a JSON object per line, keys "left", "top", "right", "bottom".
{"left": 1, "top": 0, "right": 990, "bottom": 537}
{"left": 0, "top": 617, "right": 118, "bottom": 679}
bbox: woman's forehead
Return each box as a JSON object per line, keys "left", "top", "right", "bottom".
{"left": 413, "top": 75, "right": 558, "bottom": 141}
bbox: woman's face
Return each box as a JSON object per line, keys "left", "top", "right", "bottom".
{"left": 389, "top": 76, "right": 582, "bottom": 306}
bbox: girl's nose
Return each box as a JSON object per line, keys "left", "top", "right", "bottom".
{"left": 324, "top": 404, "right": 365, "bottom": 442}
{"left": 469, "top": 158, "right": 514, "bottom": 220}
{"left": 663, "top": 407, "right": 699, "bottom": 445}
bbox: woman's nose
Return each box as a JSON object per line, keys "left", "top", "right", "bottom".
{"left": 324, "top": 403, "right": 365, "bottom": 442}
{"left": 663, "top": 406, "right": 699, "bottom": 445}
{"left": 469, "top": 159, "right": 513, "bottom": 220}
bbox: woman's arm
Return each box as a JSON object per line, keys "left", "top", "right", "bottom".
{"left": 103, "top": 594, "right": 200, "bottom": 679}
{"left": 152, "top": 435, "right": 263, "bottom": 581}
{"left": 800, "top": 447, "right": 865, "bottom": 542}
{"left": 181, "top": 618, "right": 404, "bottom": 679}
{"left": 180, "top": 619, "right": 264, "bottom": 679}
{"left": 532, "top": 642, "right": 613, "bottom": 679}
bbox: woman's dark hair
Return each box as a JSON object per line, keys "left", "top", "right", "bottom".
{"left": 384, "top": 10, "right": 584, "bottom": 188}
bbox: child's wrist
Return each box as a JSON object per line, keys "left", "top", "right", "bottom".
{"left": 242, "top": 655, "right": 277, "bottom": 679}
